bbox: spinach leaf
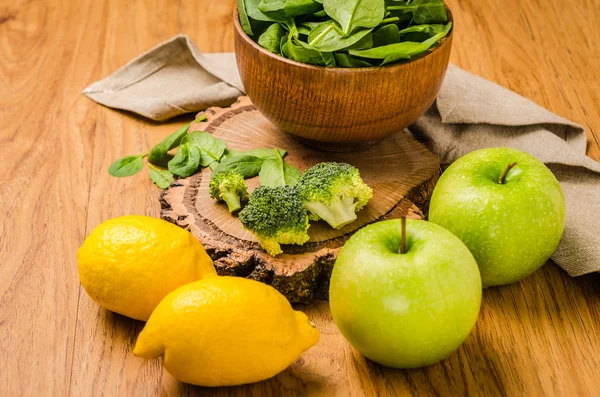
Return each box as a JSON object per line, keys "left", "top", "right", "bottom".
{"left": 258, "top": 23, "right": 287, "bottom": 53}
{"left": 186, "top": 131, "right": 228, "bottom": 167}
{"left": 108, "top": 154, "right": 146, "bottom": 177}
{"left": 334, "top": 53, "right": 373, "bottom": 67}
{"left": 399, "top": 23, "right": 447, "bottom": 35}
{"left": 312, "top": 9, "right": 327, "bottom": 17}
{"left": 259, "top": 0, "right": 323, "bottom": 18}
{"left": 229, "top": 148, "right": 287, "bottom": 158}
{"left": 398, "top": 23, "right": 448, "bottom": 42}
{"left": 346, "top": 32, "right": 373, "bottom": 50}
{"left": 214, "top": 155, "right": 264, "bottom": 178}
{"left": 298, "top": 25, "right": 312, "bottom": 36}
{"left": 349, "top": 42, "right": 420, "bottom": 60}
{"left": 348, "top": 22, "right": 450, "bottom": 64}
{"left": 372, "top": 23, "right": 400, "bottom": 47}
{"left": 215, "top": 148, "right": 286, "bottom": 178}
{"left": 280, "top": 34, "right": 288, "bottom": 51}
{"left": 148, "top": 115, "right": 207, "bottom": 167}
{"left": 259, "top": 150, "right": 302, "bottom": 187}
{"left": 245, "top": 0, "right": 291, "bottom": 23}
{"left": 148, "top": 164, "right": 174, "bottom": 189}
{"left": 238, "top": 0, "right": 254, "bottom": 35}
{"left": 298, "top": 21, "right": 322, "bottom": 35}
{"left": 323, "top": 0, "right": 385, "bottom": 36}
{"left": 308, "top": 21, "right": 373, "bottom": 52}
{"left": 168, "top": 140, "right": 201, "bottom": 178}
{"left": 282, "top": 36, "right": 336, "bottom": 66}
{"left": 386, "top": 0, "right": 447, "bottom": 24}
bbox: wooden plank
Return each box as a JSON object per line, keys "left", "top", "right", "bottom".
{"left": 0, "top": 0, "right": 102, "bottom": 394}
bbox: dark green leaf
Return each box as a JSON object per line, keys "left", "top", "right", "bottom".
{"left": 168, "top": 141, "right": 201, "bottom": 177}
{"left": 349, "top": 42, "right": 420, "bottom": 60}
{"left": 186, "top": 131, "right": 228, "bottom": 167}
{"left": 148, "top": 164, "right": 174, "bottom": 189}
{"left": 148, "top": 115, "right": 207, "bottom": 167}
{"left": 308, "top": 21, "right": 372, "bottom": 52}
{"left": 282, "top": 36, "right": 336, "bottom": 67}
{"left": 386, "top": 0, "right": 447, "bottom": 24}
{"left": 259, "top": 150, "right": 302, "bottom": 187}
{"left": 259, "top": 0, "right": 322, "bottom": 18}
{"left": 298, "top": 25, "right": 312, "bottom": 36}
{"left": 258, "top": 23, "right": 287, "bottom": 53}
{"left": 334, "top": 53, "right": 373, "bottom": 67}
{"left": 323, "top": 0, "right": 385, "bottom": 36}
{"left": 108, "top": 154, "right": 145, "bottom": 177}
{"left": 214, "top": 155, "right": 264, "bottom": 178}
{"left": 346, "top": 31, "right": 373, "bottom": 50}
{"left": 214, "top": 148, "right": 287, "bottom": 178}
{"left": 398, "top": 23, "right": 448, "bottom": 42}
{"left": 246, "top": 0, "right": 291, "bottom": 22}
{"left": 238, "top": 0, "right": 254, "bottom": 35}
{"left": 298, "top": 21, "right": 322, "bottom": 36}
{"left": 372, "top": 23, "right": 400, "bottom": 47}
{"left": 312, "top": 9, "right": 327, "bottom": 17}
{"left": 348, "top": 23, "right": 450, "bottom": 64}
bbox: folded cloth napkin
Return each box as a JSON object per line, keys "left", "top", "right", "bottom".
{"left": 83, "top": 35, "right": 600, "bottom": 276}
{"left": 83, "top": 35, "right": 244, "bottom": 121}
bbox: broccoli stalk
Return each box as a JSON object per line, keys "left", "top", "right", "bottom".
{"left": 303, "top": 196, "right": 359, "bottom": 229}
{"left": 297, "top": 162, "right": 373, "bottom": 229}
{"left": 239, "top": 185, "right": 310, "bottom": 256}
{"left": 209, "top": 170, "right": 249, "bottom": 213}
{"left": 220, "top": 190, "right": 243, "bottom": 213}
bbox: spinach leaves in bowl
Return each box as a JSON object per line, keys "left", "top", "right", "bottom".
{"left": 237, "top": 0, "right": 452, "bottom": 68}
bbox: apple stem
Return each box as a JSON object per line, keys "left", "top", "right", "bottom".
{"left": 399, "top": 217, "right": 407, "bottom": 254}
{"left": 498, "top": 162, "right": 518, "bottom": 184}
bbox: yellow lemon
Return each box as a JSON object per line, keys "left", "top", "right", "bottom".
{"left": 77, "top": 215, "right": 216, "bottom": 321}
{"left": 133, "top": 276, "right": 320, "bottom": 386}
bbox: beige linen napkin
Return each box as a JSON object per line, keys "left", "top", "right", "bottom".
{"left": 83, "top": 35, "right": 600, "bottom": 276}
{"left": 83, "top": 35, "right": 244, "bottom": 121}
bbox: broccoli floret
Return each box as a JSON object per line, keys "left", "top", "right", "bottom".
{"left": 239, "top": 185, "right": 310, "bottom": 256}
{"left": 297, "top": 162, "right": 373, "bottom": 229}
{"left": 209, "top": 170, "right": 249, "bottom": 213}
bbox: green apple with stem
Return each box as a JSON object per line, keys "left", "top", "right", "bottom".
{"left": 429, "top": 147, "right": 566, "bottom": 287}
{"left": 329, "top": 218, "right": 482, "bottom": 369}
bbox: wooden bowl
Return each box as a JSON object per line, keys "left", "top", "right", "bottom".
{"left": 233, "top": 8, "right": 453, "bottom": 151}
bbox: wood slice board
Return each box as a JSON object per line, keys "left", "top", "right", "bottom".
{"left": 160, "top": 97, "right": 440, "bottom": 303}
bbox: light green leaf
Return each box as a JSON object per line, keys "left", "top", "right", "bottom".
{"left": 148, "top": 115, "right": 206, "bottom": 167}
{"left": 108, "top": 154, "right": 145, "bottom": 177}
{"left": 148, "top": 164, "right": 174, "bottom": 189}
{"left": 323, "top": 0, "right": 385, "bottom": 36}
{"left": 168, "top": 141, "right": 201, "bottom": 177}
{"left": 308, "top": 20, "right": 373, "bottom": 52}
{"left": 259, "top": 149, "right": 302, "bottom": 187}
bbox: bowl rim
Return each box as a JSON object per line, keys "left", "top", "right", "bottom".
{"left": 233, "top": 4, "right": 454, "bottom": 72}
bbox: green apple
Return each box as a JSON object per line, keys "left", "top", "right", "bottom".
{"left": 329, "top": 219, "right": 481, "bottom": 369}
{"left": 429, "top": 147, "right": 566, "bottom": 287}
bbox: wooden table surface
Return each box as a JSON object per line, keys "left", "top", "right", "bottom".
{"left": 1, "top": 0, "right": 599, "bottom": 396}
